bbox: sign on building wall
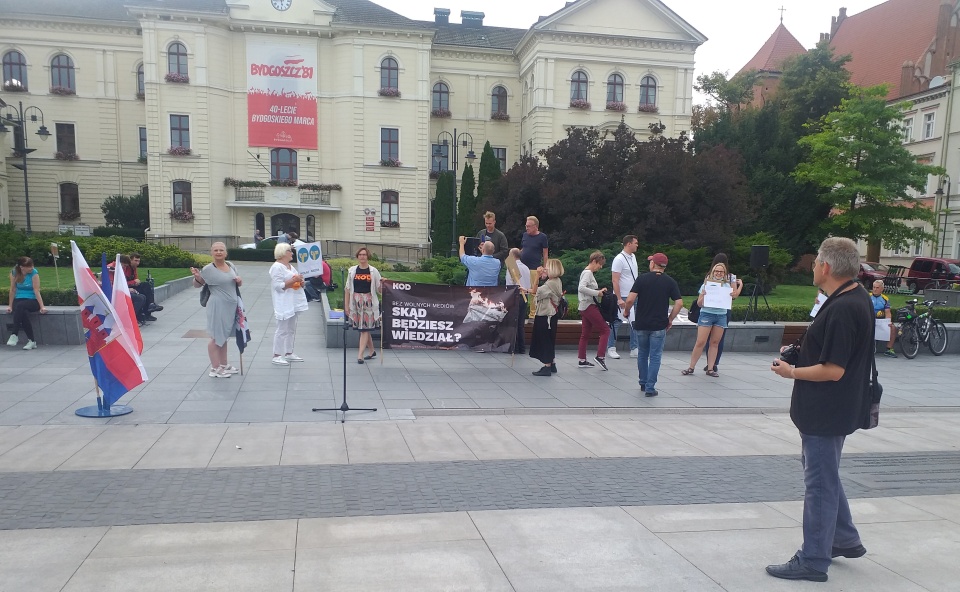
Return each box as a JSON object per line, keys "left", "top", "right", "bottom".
{"left": 247, "top": 38, "right": 318, "bottom": 149}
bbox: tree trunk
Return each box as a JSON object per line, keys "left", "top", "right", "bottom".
{"left": 866, "top": 239, "right": 881, "bottom": 263}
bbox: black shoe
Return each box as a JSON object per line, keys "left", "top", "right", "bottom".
{"left": 357, "top": 359, "right": 364, "bottom": 364}
{"left": 578, "top": 360, "right": 595, "bottom": 368}
{"left": 144, "top": 315, "right": 158, "bottom": 322}
{"left": 516, "top": 348, "right": 526, "bottom": 355}
{"left": 550, "top": 363, "right": 557, "bottom": 374}
{"left": 639, "top": 383, "right": 645, "bottom": 392}
{"left": 765, "top": 554, "right": 827, "bottom": 582}
{"left": 532, "top": 366, "right": 552, "bottom": 376}
{"left": 644, "top": 389, "right": 658, "bottom": 397}
{"left": 148, "top": 304, "right": 164, "bottom": 312}
{"left": 364, "top": 351, "right": 377, "bottom": 360}
{"left": 832, "top": 544, "right": 866, "bottom": 559}
{"left": 594, "top": 356, "right": 607, "bottom": 371}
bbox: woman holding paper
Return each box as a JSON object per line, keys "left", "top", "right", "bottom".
{"left": 682, "top": 262, "right": 736, "bottom": 377}
{"left": 269, "top": 242, "right": 308, "bottom": 366}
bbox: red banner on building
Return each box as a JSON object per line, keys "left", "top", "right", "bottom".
{"left": 247, "top": 39, "right": 317, "bottom": 149}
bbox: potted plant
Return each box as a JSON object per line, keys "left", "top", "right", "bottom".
{"left": 164, "top": 72, "right": 189, "bottom": 84}
{"left": 137, "top": 155, "right": 147, "bottom": 164}
{"left": 431, "top": 107, "right": 451, "bottom": 118}
{"left": 490, "top": 111, "right": 510, "bottom": 121}
{"left": 570, "top": 99, "right": 591, "bottom": 110}
{"left": 167, "top": 146, "right": 192, "bottom": 156}
{"left": 379, "top": 158, "right": 402, "bottom": 167}
{"left": 54, "top": 151, "right": 80, "bottom": 161}
{"left": 380, "top": 220, "right": 400, "bottom": 228}
{"left": 638, "top": 104, "right": 659, "bottom": 114}
{"left": 2, "top": 80, "right": 26, "bottom": 92}
{"left": 58, "top": 210, "right": 81, "bottom": 221}
{"left": 605, "top": 101, "right": 627, "bottom": 112}
{"left": 169, "top": 209, "right": 194, "bottom": 222}
{"left": 378, "top": 87, "right": 401, "bottom": 97}
{"left": 49, "top": 85, "right": 76, "bottom": 96}
{"left": 269, "top": 179, "right": 299, "bottom": 187}
{"left": 299, "top": 183, "right": 342, "bottom": 191}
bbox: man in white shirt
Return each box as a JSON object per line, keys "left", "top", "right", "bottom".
{"left": 506, "top": 248, "right": 531, "bottom": 354}
{"left": 608, "top": 235, "right": 640, "bottom": 359}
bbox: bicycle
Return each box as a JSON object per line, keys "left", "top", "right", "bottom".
{"left": 895, "top": 299, "right": 948, "bottom": 359}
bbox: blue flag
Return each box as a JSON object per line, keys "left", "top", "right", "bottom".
{"left": 100, "top": 252, "right": 112, "bottom": 302}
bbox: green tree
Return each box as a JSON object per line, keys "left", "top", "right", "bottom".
{"left": 475, "top": 141, "right": 502, "bottom": 220}
{"left": 694, "top": 69, "right": 761, "bottom": 111}
{"left": 100, "top": 192, "right": 149, "bottom": 228}
{"left": 776, "top": 40, "right": 853, "bottom": 132}
{"left": 456, "top": 163, "right": 476, "bottom": 238}
{"left": 431, "top": 171, "right": 455, "bottom": 256}
{"left": 795, "top": 84, "right": 943, "bottom": 257}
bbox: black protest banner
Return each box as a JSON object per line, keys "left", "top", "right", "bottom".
{"left": 382, "top": 282, "right": 520, "bottom": 352}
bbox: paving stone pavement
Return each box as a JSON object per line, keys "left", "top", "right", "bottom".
{"left": 1, "top": 451, "right": 958, "bottom": 531}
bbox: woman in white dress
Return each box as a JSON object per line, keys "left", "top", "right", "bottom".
{"left": 269, "top": 243, "right": 309, "bottom": 366}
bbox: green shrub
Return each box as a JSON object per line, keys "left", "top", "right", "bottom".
{"left": 1, "top": 232, "right": 197, "bottom": 268}
{"left": 392, "top": 262, "right": 412, "bottom": 272}
{"left": 93, "top": 226, "right": 145, "bottom": 240}
{"left": 227, "top": 248, "right": 275, "bottom": 262}
{"left": 0, "top": 288, "right": 79, "bottom": 306}
{"left": 555, "top": 242, "right": 712, "bottom": 295}
{"left": 256, "top": 239, "right": 277, "bottom": 251}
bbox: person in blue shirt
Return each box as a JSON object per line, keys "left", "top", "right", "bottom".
{"left": 6, "top": 256, "right": 47, "bottom": 350}
{"left": 871, "top": 280, "right": 897, "bottom": 357}
{"left": 459, "top": 235, "right": 500, "bottom": 287}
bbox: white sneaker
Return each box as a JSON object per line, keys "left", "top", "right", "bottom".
{"left": 284, "top": 354, "right": 304, "bottom": 362}
{"left": 271, "top": 357, "right": 290, "bottom": 366}
{"left": 209, "top": 366, "right": 232, "bottom": 378}
{"left": 630, "top": 348, "right": 639, "bottom": 358}
{"left": 220, "top": 365, "right": 240, "bottom": 375}
{"left": 22, "top": 340, "right": 37, "bottom": 350}
{"left": 608, "top": 347, "right": 620, "bottom": 359}
{"left": 6, "top": 335, "right": 17, "bottom": 346}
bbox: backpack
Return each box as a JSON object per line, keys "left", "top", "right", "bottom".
{"left": 688, "top": 300, "right": 701, "bottom": 323}
{"left": 597, "top": 292, "right": 619, "bottom": 324}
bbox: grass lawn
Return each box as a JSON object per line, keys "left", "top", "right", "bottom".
{"left": 27, "top": 266, "right": 192, "bottom": 291}
{"left": 686, "top": 284, "right": 919, "bottom": 310}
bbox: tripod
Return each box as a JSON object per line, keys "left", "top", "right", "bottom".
{"left": 742, "top": 267, "right": 774, "bottom": 324}
{"left": 312, "top": 269, "right": 378, "bottom": 422}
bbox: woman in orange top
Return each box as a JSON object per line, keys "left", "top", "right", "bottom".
{"left": 344, "top": 247, "right": 382, "bottom": 363}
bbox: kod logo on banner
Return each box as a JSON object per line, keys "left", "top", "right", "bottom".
{"left": 392, "top": 283, "right": 412, "bottom": 291}
{"left": 294, "top": 241, "right": 324, "bottom": 278}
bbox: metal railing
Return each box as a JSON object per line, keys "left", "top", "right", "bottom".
{"left": 324, "top": 239, "right": 428, "bottom": 264}
{"left": 145, "top": 235, "right": 241, "bottom": 253}
{"left": 235, "top": 188, "right": 265, "bottom": 202}
{"left": 300, "top": 190, "right": 331, "bottom": 206}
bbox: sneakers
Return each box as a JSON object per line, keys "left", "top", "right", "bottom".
{"left": 594, "top": 356, "right": 607, "bottom": 371}
{"left": 148, "top": 304, "right": 164, "bottom": 312}
{"left": 144, "top": 315, "right": 158, "bottom": 322}
{"left": 578, "top": 359, "right": 595, "bottom": 368}
{"left": 208, "top": 366, "right": 232, "bottom": 378}
{"left": 608, "top": 347, "right": 620, "bottom": 359}
{"left": 6, "top": 335, "right": 17, "bottom": 346}
{"left": 285, "top": 354, "right": 304, "bottom": 362}
{"left": 832, "top": 544, "right": 866, "bottom": 558}
{"left": 629, "top": 348, "right": 639, "bottom": 358}
{"left": 884, "top": 349, "right": 897, "bottom": 358}
{"left": 22, "top": 340, "right": 37, "bottom": 350}
{"left": 271, "top": 357, "right": 290, "bottom": 366}
{"left": 220, "top": 365, "right": 240, "bottom": 375}
{"left": 765, "top": 554, "right": 828, "bottom": 582}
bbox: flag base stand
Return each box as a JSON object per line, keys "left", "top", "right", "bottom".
{"left": 76, "top": 404, "right": 133, "bottom": 418}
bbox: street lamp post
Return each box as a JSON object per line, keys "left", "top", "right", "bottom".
{"left": 434, "top": 128, "right": 476, "bottom": 257}
{"left": 937, "top": 175, "right": 952, "bottom": 257}
{"left": 0, "top": 98, "right": 51, "bottom": 236}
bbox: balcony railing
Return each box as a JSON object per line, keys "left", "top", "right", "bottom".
{"left": 236, "top": 188, "right": 266, "bottom": 202}
{"left": 299, "top": 190, "right": 331, "bottom": 206}
{"left": 228, "top": 186, "right": 338, "bottom": 209}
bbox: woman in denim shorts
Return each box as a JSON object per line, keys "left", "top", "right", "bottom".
{"left": 682, "top": 262, "right": 736, "bottom": 377}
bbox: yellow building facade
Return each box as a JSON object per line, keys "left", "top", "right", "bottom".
{"left": 0, "top": 0, "right": 704, "bottom": 250}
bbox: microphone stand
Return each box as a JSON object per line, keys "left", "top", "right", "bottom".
{"left": 313, "top": 268, "right": 378, "bottom": 422}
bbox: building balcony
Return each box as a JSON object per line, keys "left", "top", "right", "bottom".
{"left": 226, "top": 186, "right": 340, "bottom": 211}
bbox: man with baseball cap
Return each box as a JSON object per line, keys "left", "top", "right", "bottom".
{"left": 621, "top": 252, "right": 683, "bottom": 397}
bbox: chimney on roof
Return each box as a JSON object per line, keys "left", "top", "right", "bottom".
{"left": 902, "top": 61, "right": 919, "bottom": 97}
{"left": 820, "top": 32, "right": 830, "bottom": 42}
{"left": 434, "top": 8, "right": 450, "bottom": 25}
{"left": 831, "top": 7, "right": 847, "bottom": 38}
{"left": 461, "top": 11, "right": 484, "bottom": 28}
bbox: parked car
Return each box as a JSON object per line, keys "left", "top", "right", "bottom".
{"left": 905, "top": 257, "right": 960, "bottom": 293}
{"left": 858, "top": 262, "right": 888, "bottom": 288}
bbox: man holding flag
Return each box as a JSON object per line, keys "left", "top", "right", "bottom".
{"left": 71, "top": 242, "right": 148, "bottom": 410}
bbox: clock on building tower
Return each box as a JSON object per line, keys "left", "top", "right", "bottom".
{"left": 272, "top": 0, "right": 291, "bottom": 11}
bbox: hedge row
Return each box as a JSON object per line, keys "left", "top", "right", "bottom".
{"left": 0, "top": 224, "right": 196, "bottom": 267}
{"left": 92, "top": 227, "right": 146, "bottom": 240}
{"left": 0, "top": 289, "right": 79, "bottom": 306}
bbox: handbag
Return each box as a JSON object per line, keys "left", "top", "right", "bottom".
{"left": 862, "top": 353, "right": 882, "bottom": 430}
{"left": 199, "top": 284, "right": 211, "bottom": 307}
{"left": 688, "top": 300, "right": 701, "bottom": 323}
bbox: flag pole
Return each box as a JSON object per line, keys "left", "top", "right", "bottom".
{"left": 94, "top": 380, "right": 103, "bottom": 411}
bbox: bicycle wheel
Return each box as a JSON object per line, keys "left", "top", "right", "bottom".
{"left": 901, "top": 323, "right": 920, "bottom": 359}
{"left": 928, "top": 320, "right": 948, "bottom": 356}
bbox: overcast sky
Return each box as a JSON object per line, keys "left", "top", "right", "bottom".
{"left": 373, "top": 0, "right": 888, "bottom": 104}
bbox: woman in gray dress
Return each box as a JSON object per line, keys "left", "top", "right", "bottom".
{"left": 190, "top": 242, "right": 243, "bottom": 378}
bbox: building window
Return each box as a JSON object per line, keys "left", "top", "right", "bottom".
{"left": 172, "top": 180, "right": 192, "bottom": 213}
{"left": 139, "top": 126, "right": 148, "bottom": 158}
{"left": 136, "top": 64, "right": 145, "bottom": 96}
{"left": 270, "top": 148, "right": 297, "bottom": 181}
{"left": 170, "top": 114, "right": 190, "bottom": 148}
{"left": 380, "top": 57, "right": 398, "bottom": 90}
{"left": 431, "top": 143, "right": 448, "bottom": 172}
{"left": 381, "top": 190, "right": 399, "bottom": 224}
{"left": 56, "top": 123, "right": 76, "bottom": 155}
{"left": 570, "top": 70, "right": 588, "bottom": 101}
{"left": 59, "top": 182, "right": 79, "bottom": 216}
{"left": 2, "top": 50, "right": 27, "bottom": 90}
{"left": 914, "top": 240, "right": 923, "bottom": 256}
{"left": 306, "top": 215, "right": 316, "bottom": 242}
{"left": 381, "top": 128, "right": 399, "bottom": 162}
{"left": 491, "top": 85, "right": 508, "bottom": 116}
{"left": 140, "top": 185, "right": 149, "bottom": 200}
{"left": 168, "top": 42, "right": 188, "bottom": 76}
{"left": 902, "top": 117, "right": 913, "bottom": 143}
{"left": 606, "top": 74, "right": 624, "bottom": 103}
{"left": 50, "top": 54, "right": 75, "bottom": 92}
{"left": 923, "top": 112, "right": 936, "bottom": 140}
{"left": 432, "top": 82, "right": 449, "bottom": 111}
{"left": 492, "top": 147, "right": 507, "bottom": 173}
{"left": 639, "top": 75, "right": 657, "bottom": 106}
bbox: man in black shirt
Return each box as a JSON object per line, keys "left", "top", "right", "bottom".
{"left": 767, "top": 237, "right": 872, "bottom": 583}
{"left": 476, "top": 211, "right": 509, "bottom": 263}
{"left": 621, "top": 253, "right": 682, "bottom": 397}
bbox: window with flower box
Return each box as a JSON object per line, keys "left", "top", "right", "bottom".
{"left": 491, "top": 85, "right": 508, "bottom": 118}
{"left": 381, "top": 191, "right": 399, "bottom": 226}
{"left": 50, "top": 54, "right": 75, "bottom": 94}
{"left": 380, "top": 57, "right": 398, "bottom": 93}
{"left": 606, "top": 74, "right": 623, "bottom": 103}
{"left": 570, "top": 71, "right": 588, "bottom": 102}
{"left": 432, "top": 82, "right": 450, "bottom": 116}
{"left": 168, "top": 42, "right": 188, "bottom": 77}
{"left": 172, "top": 180, "right": 192, "bottom": 214}
{"left": 170, "top": 114, "right": 190, "bottom": 150}
{"left": 639, "top": 75, "right": 657, "bottom": 108}
{"left": 2, "top": 50, "right": 27, "bottom": 91}
{"left": 381, "top": 128, "right": 399, "bottom": 164}
{"left": 59, "top": 183, "right": 80, "bottom": 219}
{"left": 271, "top": 148, "right": 297, "bottom": 181}
{"left": 56, "top": 123, "right": 76, "bottom": 157}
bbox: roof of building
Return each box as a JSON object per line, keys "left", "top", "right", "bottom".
{"left": 829, "top": 0, "right": 942, "bottom": 99}
{"left": 322, "top": 0, "right": 426, "bottom": 29}
{"left": 738, "top": 23, "right": 806, "bottom": 75}
{"left": 428, "top": 23, "right": 527, "bottom": 50}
